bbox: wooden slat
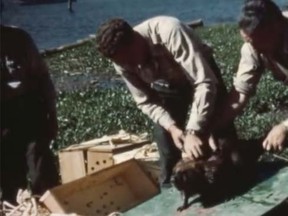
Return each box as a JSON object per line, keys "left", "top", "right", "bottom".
{"left": 62, "top": 131, "right": 149, "bottom": 151}
{"left": 58, "top": 151, "right": 86, "bottom": 184}
{"left": 88, "top": 141, "right": 150, "bottom": 153}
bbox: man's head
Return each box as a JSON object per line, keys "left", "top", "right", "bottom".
{"left": 96, "top": 18, "right": 150, "bottom": 67}
{"left": 239, "top": 0, "right": 285, "bottom": 53}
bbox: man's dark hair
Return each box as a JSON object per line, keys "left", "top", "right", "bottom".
{"left": 239, "top": 0, "right": 284, "bottom": 34}
{"left": 96, "top": 18, "right": 134, "bottom": 58}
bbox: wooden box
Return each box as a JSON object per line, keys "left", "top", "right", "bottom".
{"left": 86, "top": 141, "right": 150, "bottom": 175}
{"left": 58, "top": 131, "right": 150, "bottom": 183}
{"left": 58, "top": 145, "right": 88, "bottom": 184}
{"left": 40, "top": 159, "right": 160, "bottom": 216}
{"left": 113, "top": 143, "right": 161, "bottom": 185}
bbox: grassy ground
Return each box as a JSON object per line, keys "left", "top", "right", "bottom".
{"left": 44, "top": 24, "right": 288, "bottom": 158}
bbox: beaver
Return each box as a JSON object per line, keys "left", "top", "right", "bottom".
{"left": 172, "top": 138, "right": 263, "bottom": 211}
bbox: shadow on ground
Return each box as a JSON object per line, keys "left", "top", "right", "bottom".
{"left": 195, "top": 153, "right": 288, "bottom": 210}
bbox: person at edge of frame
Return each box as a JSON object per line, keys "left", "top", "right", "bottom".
{"left": 95, "top": 16, "right": 237, "bottom": 186}
{"left": 1, "top": 24, "right": 60, "bottom": 203}
{"left": 211, "top": 0, "right": 288, "bottom": 153}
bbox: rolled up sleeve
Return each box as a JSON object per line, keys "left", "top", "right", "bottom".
{"left": 166, "top": 22, "right": 218, "bottom": 132}
{"left": 234, "top": 43, "right": 263, "bottom": 96}
{"left": 282, "top": 118, "right": 288, "bottom": 130}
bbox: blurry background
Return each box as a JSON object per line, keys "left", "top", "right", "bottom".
{"left": 1, "top": 0, "right": 287, "bottom": 50}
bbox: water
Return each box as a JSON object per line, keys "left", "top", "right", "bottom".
{"left": 1, "top": 0, "right": 288, "bottom": 50}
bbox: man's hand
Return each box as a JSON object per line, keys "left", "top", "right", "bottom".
{"left": 263, "top": 123, "right": 287, "bottom": 152}
{"left": 183, "top": 133, "right": 218, "bottom": 159}
{"left": 183, "top": 133, "right": 204, "bottom": 159}
{"left": 168, "top": 124, "right": 185, "bottom": 150}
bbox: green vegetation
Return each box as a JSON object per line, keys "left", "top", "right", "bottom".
{"left": 55, "top": 87, "right": 152, "bottom": 149}
{"left": 45, "top": 24, "right": 288, "bottom": 158}
{"left": 45, "top": 41, "right": 114, "bottom": 78}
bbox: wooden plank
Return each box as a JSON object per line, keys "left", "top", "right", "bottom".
{"left": 58, "top": 151, "right": 86, "bottom": 184}
{"left": 61, "top": 131, "right": 148, "bottom": 151}
{"left": 39, "top": 191, "right": 66, "bottom": 213}
{"left": 40, "top": 159, "right": 160, "bottom": 215}
{"left": 88, "top": 141, "right": 150, "bottom": 153}
{"left": 113, "top": 147, "right": 141, "bottom": 164}
{"left": 61, "top": 136, "right": 111, "bottom": 151}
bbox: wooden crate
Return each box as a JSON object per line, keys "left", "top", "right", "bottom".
{"left": 58, "top": 131, "right": 150, "bottom": 183}
{"left": 112, "top": 144, "right": 161, "bottom": 185}
{"left": 87, "top": 143, "right": 161, "bottom": 185}
{"left": 58, "top": 136, "right": 117, "bottom": 184}
{"left": 137, "top": 161, "right": 161, "bottom": 186}
{"left": 86, "top": 141, "right": 149, "bottom": 174}
{"left": 40, "top": 159, "right": 160, "bottom": 216}
{"left": 58, "top": 148, "right": 87, "bottom": 184}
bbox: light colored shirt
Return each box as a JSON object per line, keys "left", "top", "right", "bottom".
{"left": 114, "top": 16, "right": 218, "bottom": 131}
{"left": 234, "top": 18, "right": 288, "bottom": 126}
{"left": 283, "top": 119, "right": 288, "bottom": 128}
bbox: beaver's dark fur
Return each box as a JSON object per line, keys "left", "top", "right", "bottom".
{"left": 172, "top": 139, "right": 263, "bottom": 211}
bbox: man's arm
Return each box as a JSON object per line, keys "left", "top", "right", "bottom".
{"left": 214, "top": 88, "right": 250, "bottom": 130}
{"left": 213, "top": 42, "right": 263, "bottom": 131}
{"left": 114, "top": 64, "right": 176, "bottom": 130}
{"left": 164, "top": 21, "right": 218, "bottom": 158}
{"left": 166, "top": 23, "right": 218, "bottom": 133}
{"left": 118, "top": 67, "right": 187, "bottom": 150}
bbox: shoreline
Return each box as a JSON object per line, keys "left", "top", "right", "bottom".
{"left": 41, "top": 19, "right": 204, "bottom": 56}
{"left": 41, "top": 9, "right": 288, "bottom": 56}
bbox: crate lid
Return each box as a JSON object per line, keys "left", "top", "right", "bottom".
{"left": 59, "top": 130, "right": 149, "bottom": 152}
{"left": 88, "top": 140, "right": 150, "bottom": 153}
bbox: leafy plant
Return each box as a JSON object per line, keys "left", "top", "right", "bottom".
{"left": 55, "top": 86, "right": 152, "bottom": 149}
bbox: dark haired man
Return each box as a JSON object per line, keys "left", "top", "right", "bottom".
{"left": 216, "top": 0, "right": 288, "bottom": 151}
{"left": 1, "top": 25, "right": 59, "bottom": 202}
{"left": 96, "top": 16, "right": 234, "bottom": 185}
